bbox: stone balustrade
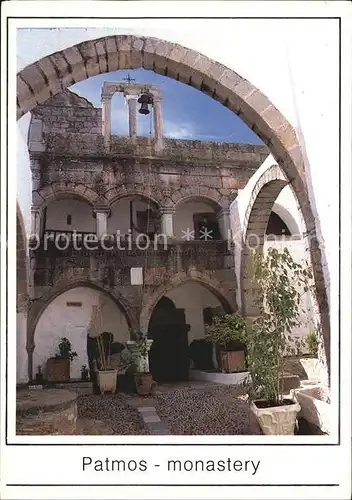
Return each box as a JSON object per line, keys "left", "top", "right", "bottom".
{"left": 31, "top": 239, "right": 234, "bottom": 288}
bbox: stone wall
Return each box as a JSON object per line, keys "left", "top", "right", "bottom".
{"left": 32, "top": 107, "right": 102, "bottom": 135}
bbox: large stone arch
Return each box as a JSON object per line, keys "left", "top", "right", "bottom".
{"left": 16, "top": 34, "right": 330, "bottom": 372}
{"left": 140, "top": 270, "right": 237, "bottom": 333}
{"left": 32, "top": 182, "right": 108, "bottom": 212}
{"left": 27, "top": 279, "right": 137, "bottom": 381}
{"left": 242, "top": 164, "right": 289, "bottom": 241}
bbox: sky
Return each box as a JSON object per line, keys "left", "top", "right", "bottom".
{"left": 70, "top": 69, "right": 262, "bottom": 144}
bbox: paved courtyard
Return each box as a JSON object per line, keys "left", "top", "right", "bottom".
{"left": 75, "top": 381, "right": 258, "bottom": 436}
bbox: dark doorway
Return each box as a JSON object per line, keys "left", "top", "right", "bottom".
{"left": 148, "top": 296, "right": 190, "bottom": 383}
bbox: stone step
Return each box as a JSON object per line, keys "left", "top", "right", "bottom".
{"left": 54, "top": 381, "right": 92, "bottom": 389}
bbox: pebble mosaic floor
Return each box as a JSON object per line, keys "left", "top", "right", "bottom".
{"left": 75, "top": 381, "right": 257, "bottom": 436}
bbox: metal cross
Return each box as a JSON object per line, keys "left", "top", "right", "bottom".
{"left": 122, "top": 73, "right": 136, "bottom": 84}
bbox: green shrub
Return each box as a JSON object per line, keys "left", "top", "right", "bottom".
{"left": 204, "top": 313, "right": 247, "bottom": 349}
{"left": 305, "top": 330, "right": 318, "bottom": 357}
{"left": 246, "top": 247, "right": 313, "bottom": 405}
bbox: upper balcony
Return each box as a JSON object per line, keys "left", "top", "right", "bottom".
{"left": 31, "top": 236, "right": 234, "bottom": 289}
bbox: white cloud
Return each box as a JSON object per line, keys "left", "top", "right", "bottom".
{"left": 163, "top": 120, "right": 196, "bottom": 140}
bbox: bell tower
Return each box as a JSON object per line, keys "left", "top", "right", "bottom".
{"left": 101, "top": 79, "right": 163, "bottom": 153}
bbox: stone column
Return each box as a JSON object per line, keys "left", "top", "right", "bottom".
{"left": 17, "top": 298, "right": 29, "bottom": 384}
{"left": 102, "top": 95, "right": 112, "bottom": 151}
{"left": 26, "top": 343, "right": 35, "bottom": 382}
{"left": 31, "top": 208, "right": 41, "bottom": 238}
{"left": 153, "top": 96, "right": 163, "bottom": 154}
{"left": 126, "top": 340, "right": 153, "bottom": 373}
{"left": 94, "top": 209, "right": 109, "bottom": 239}
{"left": 127, "top": 95, "right": 138, "bottom": 144}
{"left": 159, "top": 208, "right": 174, "bottom": 238}
{"left": 217, "top": 209, "right": 232, "bottom": 240}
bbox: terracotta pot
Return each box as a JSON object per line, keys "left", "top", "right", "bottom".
{"left": 134, "top": 372, "right": 153, "bottom": 395}
{"left": 46, "top": 358, "right": 70, "bottom": 382}
{"left": 97, "top": 370, "right": 118, "bottom": 394}
{"left": 219, "top": 350, "right": 245, "bottom": 373}
{"left": 250, "top": 397, "right": 301, "bottom": 435}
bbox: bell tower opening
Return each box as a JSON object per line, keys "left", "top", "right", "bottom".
{"left": 101, "top": 79, "right": 163, "bottom": 153}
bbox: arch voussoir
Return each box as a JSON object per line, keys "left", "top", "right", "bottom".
{"left": 33, "top": 182, "right": 101, "bottom": 210}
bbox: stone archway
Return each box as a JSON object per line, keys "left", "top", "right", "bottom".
{"left": 32, "top": 182, "right": 108, "bottom": 212}
{"left": 140, "top": 270, "right": 236, "bottom": 335}
{"left": 172, "top": 188, "right": 228, "bottom": 210}
{"left": 27, "top": 279, "right": 136, "bottom": 381}
{"left": 241, "top": 164, "right": 329, "bottom": 366}
{"left": 105, "top": 184, "right": 163, "bottom": 208}
{"left": 17, "top": 34, "right": 330, "bottom": 372}
{"left": 241, "top": 165, "right": 289, "bottom": 316}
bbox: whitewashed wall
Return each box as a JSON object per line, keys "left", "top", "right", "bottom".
{"left": 45, "top": 199, "right": 96, "bottom": 233}
{"left": 263, "top": 237, "right": 315, "bottom": 344}
{"left": 165, "top": 282, "right": 222, "bottom": 343}
{"left": 17, "top": 114, "right": 32, "bottom": 236}
{"left": 174, "top": 201, "right": 215, "bottom": 239}
{"left": 108, "top": 198, "right": 153, "bottom": 235}
{"left": 33, "top": 287, "right": 130, "bottom": 379}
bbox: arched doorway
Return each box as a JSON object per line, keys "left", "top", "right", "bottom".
{"left": 32, "top": 285, "right": 131, "bottom": 380}
{"left": 148, "top": 296, "right": 190, "bottom": 382}
{"left": 147, "top": 280, "right": 231, "bottom": 382}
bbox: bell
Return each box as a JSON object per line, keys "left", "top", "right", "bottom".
{"left": 138, "top": 93, "right": 153, "bottom": 115}
{"left": 138, "top": 101, "right": 150, "bottom": 115}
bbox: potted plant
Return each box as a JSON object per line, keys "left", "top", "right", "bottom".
{"left": 35, "top": 365, "right": 44, "bottom": 385}
{"left": 46, "top": 337, "right": 77, "bottom": 382}
{"left": 126, "top": 332, "right": 153, "bottom": 395}
{"left": 246, "top": 247, "right": 313, "bottom": 435}
{"left": 81, "top": 365, "right": 89, "bottom": 381}
{"left": 204, "top": 313, "right": 247, "bottom": 373}
{"left": 95, "top": 331, "right": 119, "bottom": 394}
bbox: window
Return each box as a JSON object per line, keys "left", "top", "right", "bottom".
{"left": 193, "top": 213, "right": 221, "bottom": 240}
{"left": 67, "top": 214, "right": 72, "bottom": 226}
